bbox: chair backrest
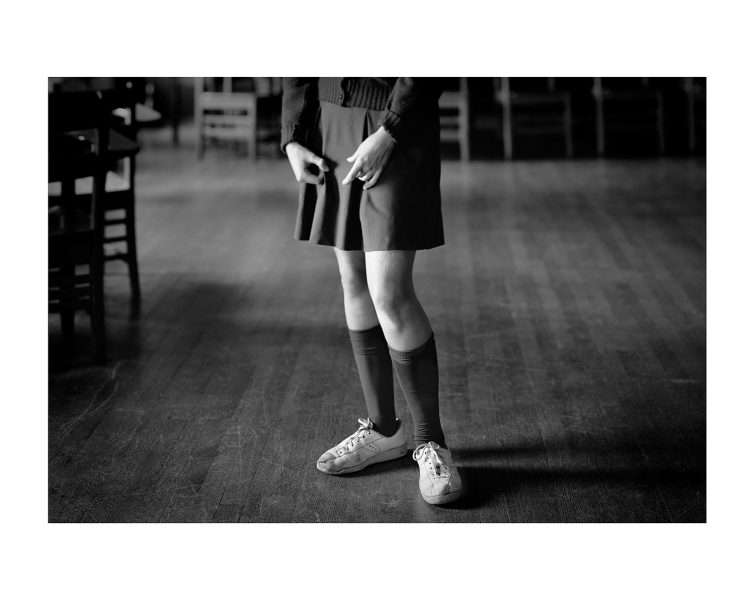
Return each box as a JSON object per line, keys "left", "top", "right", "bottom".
{"left": 98, "top": 87, "right": 140, "bottom": 137}
{"left": 438, "top": 77, "right": 468, "bottom": 95}
{"left": 594, "top": 77, "right": 661, "bottom": 100}
{"left": 495, "top": 77, "right": 565, "bottom": 104}
{"left": 50, "top": 77, "right": 116, "bottom": 93}
{"left": 683, "top": 77, "right": 706, "bottom": 95}
{"left": 509, "top": 77, "right": 558, "bottom": 94}
{"left": 49, "top": 90, "right": 110, "bottom": 138}
{"left": 49, "top": 91, "right": 109, "bottom": 178}
{"left": 600, "top": 77, "right": 651, "bottom": 91}
{"left": 48, "top": 90, "right": 111, "bottom": 231}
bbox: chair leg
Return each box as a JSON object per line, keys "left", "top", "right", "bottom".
{"left": 61, "top": 310, "right": 75, "bottom": 338}
{"left": 657, "top": 94, "right": 665, "bottom": 155}
{"left": 60, "top": 263, "right": 76, "bottom": 337}
{"left": 459, "top": 102, "right": 470, "bottom": 162}
{"left": 596, "top": 101, "right": 605, "bottom": 157}
{"left": 564, "top": 98, "right": 574, "bottom": 158}
{"left": 687, "top": 87, "right": 696, "bottom": 154}
{"left": 90, "top": 259, "right": 107, "bottom": 364}
{"left": 195, "top": 78, "right": 205, "bottom": 159}
{"left": 248, "top": 95, "right": 257, "bottom": 160}
{"left": 122, "top": 168, "right": 142, "bottom": 311}
{"left": 91, "top": 306, "right": 106, "bottom": 363}
{"left": 170, "top": 77, "right": 181, "bottom": 147}
{"left": 126, "top": 205, "right": 141, "bottom": 311}
{"left": 197, "top": 125, "right": 205, "bottom": 159}
{"left": 502, "top": 102, "right": 513, "bottom": 160}
{"left": 123, "top": 156, "right": 141, "bottom": 311}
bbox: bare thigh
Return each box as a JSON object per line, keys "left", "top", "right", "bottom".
{"left": 333, "top": 248, "right": 378, "bottom": 330}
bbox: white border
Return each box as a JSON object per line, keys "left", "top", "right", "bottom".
{"left": 3, "top": 0, "right": 752, "bottom": 598}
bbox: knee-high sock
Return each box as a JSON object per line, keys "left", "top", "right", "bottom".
{"left": 388, "top": 333, "right": 446, "bottom": 448}
{"left": 348, "top": 325, "right": 398, "bottom": 437}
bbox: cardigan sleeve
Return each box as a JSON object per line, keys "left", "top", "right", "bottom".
{"left": 280, "top": 77, "right": 319, "bottom": 154}
{"left": 377, "top": 77, "right": 443, "bottom": 143}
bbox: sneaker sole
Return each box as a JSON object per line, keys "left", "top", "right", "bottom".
{"left": 423, "top": 487, "right": 463, "bottom": 505}
{"left": 317, "top": 444, "right": 408, "bottom": 475}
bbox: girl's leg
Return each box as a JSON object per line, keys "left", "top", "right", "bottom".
{"left": 333, "top": 249, "right": 398, "bottom": 436}
{"left": 365, "top": 250, "right": 462, "bottom": 505}
{"left": 364, "top": 250, "right": 445, "bottom": 447}
{"left": 333, "top": 248, "right": 378, "bottom": 331}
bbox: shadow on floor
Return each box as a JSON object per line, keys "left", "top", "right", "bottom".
{"left": 449, "top": 444, "right": 704, "bottom": 520}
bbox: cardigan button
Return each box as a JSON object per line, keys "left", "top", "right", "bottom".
{"left": 338, "top": 92, "right": 345, "bottom": 103}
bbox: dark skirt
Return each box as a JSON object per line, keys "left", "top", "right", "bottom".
{"left": 294, "top": 101, "right": 444, "bottom": 251}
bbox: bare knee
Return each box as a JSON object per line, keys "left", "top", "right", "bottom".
{"left": 370, "top": 281, "right": 414, "bottom": 325}
{"left": 334, "top": 250, "right": 370, "bottom": 299}
{"left": 339, "top": 263, "right": 369, "bottom": 299}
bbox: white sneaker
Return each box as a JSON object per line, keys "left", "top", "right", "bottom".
{"left": 413, "top": 441, "right": 463, "bottom": 505}
{"left": 316, "top": 418, "right": 408, "bottom": 475}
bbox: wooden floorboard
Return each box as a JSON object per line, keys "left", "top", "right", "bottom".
{"left": 49, "top": 142, "right": 706, "bottom": 522}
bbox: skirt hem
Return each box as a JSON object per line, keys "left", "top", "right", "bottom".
{"left": 294, "top": 235, "right": 444, "bottom": 252}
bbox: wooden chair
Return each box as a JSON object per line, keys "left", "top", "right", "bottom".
{"left": 48, "top": 91, "right": 110, "bottom": 363}
{"left": 683, "top": 77, "right": 706, "bottom": 154}
{"left": 495, "top": 77, "right": 573, "bottom": 159}
{"left": 48, "top": 88, "right": 142, "bottom": 310}
{"left": 438, "top": 77, "right": 471, "bottom": 161}
{"left": 195, "top": 77, "right": 258, "bottom": 159}
{"left": 100, "top": 88, "right": 142, "bottom": 310}
{"left": 50, "top": 77, "right": 166, "bottom": 141}
{"left": 593, "top": 77, "right": 665, "bottom": 156}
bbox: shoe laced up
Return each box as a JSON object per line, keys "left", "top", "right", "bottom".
{"left": 341, "top": 417, "right": 374, "bottom": 452}
{"left": 412, "top": 441, "right": 448, "bottom": 477}
{"left": 317, "top": 417, "right": 407, "bottom": 475}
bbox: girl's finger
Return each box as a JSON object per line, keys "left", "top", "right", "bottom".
{"left": 363, "top": 168, "right": 383, "bottom": 190}
{"left": 304, "top": 150, "right": 330, "bottom": 172}
{"left": 342, "top": 158, "right": 363, "bottom": 185}
{"left": 298, "top": 169, "right": 320, "bottom": 185}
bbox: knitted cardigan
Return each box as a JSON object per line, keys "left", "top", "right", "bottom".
{"left": 280, "top": 77, "right": 442, "bottom": 153}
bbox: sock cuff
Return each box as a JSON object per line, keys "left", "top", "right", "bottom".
{"left": 388, "top": 332, "right": 436, "bottom": 364}
{"left": 348, "top": 324, "right": 388, "bottom": 354}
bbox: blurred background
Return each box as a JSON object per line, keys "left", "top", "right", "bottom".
{"left": 49, "top": 76, "right": 706, "bottom": 161}
{"left": 48, "top": 77, "right": 706, "bottom": 523}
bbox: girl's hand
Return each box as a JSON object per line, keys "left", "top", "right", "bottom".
{"left": 342, "top": 126, "right": 396, "bottom": 189}
{"left": 285, "top": 142, "right": 329, "bottom": 184}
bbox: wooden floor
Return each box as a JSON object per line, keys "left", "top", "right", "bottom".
{"left": 49, "top": 139, "right": 706, "bottom": 522}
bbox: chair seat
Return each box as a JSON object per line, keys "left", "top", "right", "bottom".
{"left": 495, "top": 89, "right": 569, "bottom": 106}
{"left": 112, "top": 107, "right": 130, "bottom": 122}
{"left": 112, "top": 104, "right": 162, "bottom": 124}
{"left": 439, "top": 91, "right": 467, "bottom": 105}
{"left": 48, "top": 170, "right": 129, "bottom": 197}
{"left": 136, "top": 103, "right": 162, "bottom": 124}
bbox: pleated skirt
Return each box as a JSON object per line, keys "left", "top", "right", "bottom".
{"left": 294, "top": 101, "right": 444, "bottom": 251}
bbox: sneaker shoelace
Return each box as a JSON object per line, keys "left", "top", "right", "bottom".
{"left": 412, "top": 441, "right": 448, "bottom": 477}
{"left": 343, "top": 417, "right": 373, "bottom": 450}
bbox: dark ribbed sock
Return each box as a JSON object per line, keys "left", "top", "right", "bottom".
{"left": 348, "top": 325, "right": 398, "bottom": 437}
{"left": 388, "top": 333, "right": 446, "bottom": 448}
